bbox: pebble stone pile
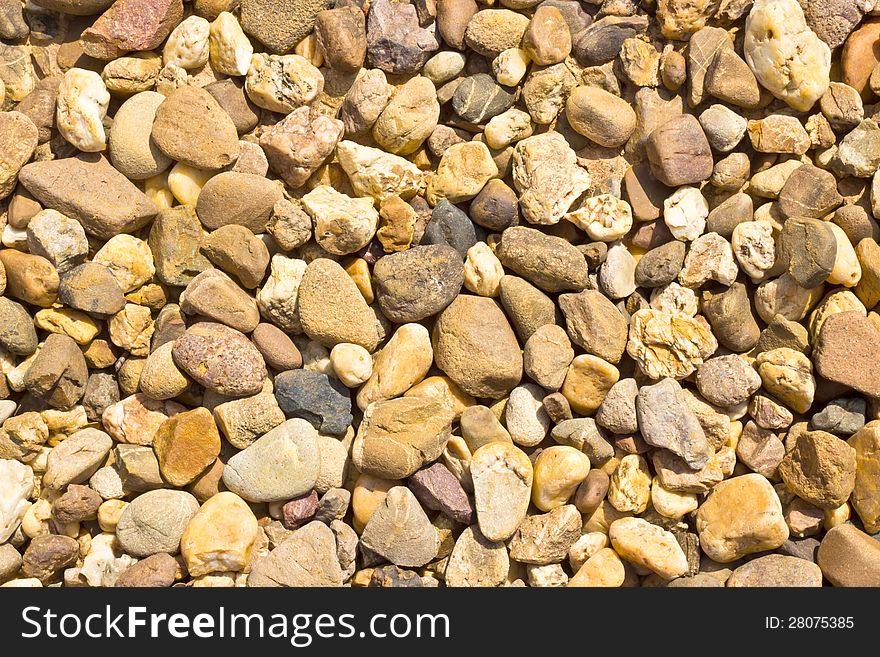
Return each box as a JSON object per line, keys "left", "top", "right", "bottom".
{"left": 3, "top": 0, "right": 880, "bottom": 589}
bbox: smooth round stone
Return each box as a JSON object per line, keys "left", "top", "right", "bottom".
{"left": 372, "top": 244, "right": 464, "bottom": 323}
{"left": 432, "top": 294, "right": 523, "bottom": 399}
{"left": 115, "top": 489, "right": 200, "bottom": 557}
{"left": 221, "top": 419, "right": 320, "bottom": 503}
{"left": 171, "top": 322, "right": 267, "bottom": 397}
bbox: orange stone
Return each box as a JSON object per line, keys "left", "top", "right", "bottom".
{"left": 842, "top": 19, "right": 880, "bottom": 101}
{"left": 153, "top": 407, "right": 221, "bottom": 486}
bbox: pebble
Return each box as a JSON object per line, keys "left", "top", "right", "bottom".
{"left": 471, "top": 442, "right": 533, "bottom": 541}
{"left": 744, "top": 0, "right": 831, "bottom": 111}
{"left": 248, "top": 520, "right": 342, "bottom": 587}
{"left": 636, "top": 378, "right": 711, "bottom": 469}
{"left": 432, "top": 295, "right": 523, "bottom": 399}
{"left": 373, "top": 76, "right": 439, "bottom": 156}
{"left": 0, "top": 459, "right": 32, "bottom": 543}
{"left": 610, "top": 517, "right": 689, "bottom": 580}
{"left": 171, "top": 322, "right": 267, "bottom": 397}
{"left": 180, "top": 492, "right": 259, "bottom": 577}
{"left": 153, "top": 408, "right": 220, "bottom": 487}
{"left": 646, "top": 114, "right": 714, "bottom": 187}
{"left": 43, "top": 428, "right": 113, "bottom": 491}
{"left": 222, "top": 419, "right": 319, "bottom": 503}
{"left": 407, "top": 462, "right": 474, "bottom": 525}
{"left": 22, "top": 535, "right": 79, "bottom": 584}
{"left": 260, "top": 107, "right": 343, "bottom": 190}
{"left": 445, "top": 525, "right": 508, "bottom": 587}
{"left": 116, "top": 489, "right": 199, "bottom": 557}
{"left": 778, "top": 430, "right": 856, "bottom": 509}
{"left": 294, "top": 258, "right": 380, "bottom": 351}
{"left": 114, "top": 553, "right": 177, "bottom": 588}
{"left": 626, "top": 308, "right": 718, "bottom": 380}
{"left": 496, "top": 226, "right": 588, "bottom": 293}
{"left": 726, "top": 554, "right": 822, "bottom": 587}
{"left": 19, "top": 154, "right": 158, "bottom": 240}
{"left": 352, "top": 396, "right": 452, "bottom": 480}
{"left": 566, "top": 86, "right": 637, "bottom": 148}
{"left": 80, "top": 0, "right": 182, "bottom": 60}
{"left": 151, "top": 86, "right": 239, "bottom": 171}
{"left": 0, "top": 298, "right": 38, "bottom": 356}
{"left": 24, "top": 334, "right": 88, "bottom": 410}
{"left": 511, "top": 132, "right": 591, "bottom": 226}
{"left": 814, "top": 311, "right": 880, "bottom": 397}
{"left": 360, "top": 486, "right": 438, "bottom": 568}
{"left": 817, "top": 523, "right": 880, "bottom": 586}
{"left": 275, "top": 370, "right": 352, "bottom": 436}
{"left": 696, "top": 473, "right": 789, "bottom": 562}
{"left": 523, "top": 324, "right": 574, "bottom": 392}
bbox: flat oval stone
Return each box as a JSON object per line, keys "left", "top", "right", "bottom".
{"left": 171, "top": 322, "right": 267, "bottom": 397}
{"left": 726, "top": 554, "right": 822, "bottom": 587}
{"left": 18, "top": 154, "right": 158, "bottom": 241}
{"left": 151, "top": 86, "right": 240, "bottom": 170}
{"left": 116, "top": 489, "right": 200, "bottom": 557}
{"left": 372, "top": 245, "right": 464, "bottom": 323}
{"left": 470, "top": 441, "right": 533, "bottom": 542}
{"left": 432, "top": 295, "right": 523, "bottom": 399}
{"left": 195, "top": 171, "right": 283, "bottom": 233}
{"left": 222, "top": 418, "right": 320, "bottom": 503}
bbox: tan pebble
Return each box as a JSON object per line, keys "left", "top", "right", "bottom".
{"left": 329, "top": 343, "right": 373, "bottom": 388}
{"left": 568, "top": 547, "right": 625, "bottom": 587}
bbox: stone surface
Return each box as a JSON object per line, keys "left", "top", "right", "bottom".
{"left": 432, "top": 295, "right": 523, "bottom": 399}
{"left": 172, "top": 323, "right": 267, "bottom": 397}
{"left": 360, "top": 486, "right": 438, "bottom": 568}
{"left": 352, "top": 396, "right": 453, "bottom": 480}
{"left": 116, "top": 489, "right": 200, "bottom": 557}
{"left": 696, "top": 474, "right": 789, "bottom": 563}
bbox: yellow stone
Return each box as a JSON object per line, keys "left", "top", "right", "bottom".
{"left": 568, "top": 547, "right": 625, "bottom": 587}
{"left": 34, "top": 308, "right": 100, "bottom": 345}
{"left": 531, "top": 445, "right": 591, "bottom": 512}
{"left": 561, "top": 354, "right": 619, "bottom": 414}
{"left": 608, "top": 454, "right": 652, "bottom": 514}
{"left": 153, "top": 408, "right": 221, "bottom": 487}
{"left": 609, "top": 517, "right": 689, "bottom": 579}
{"left": 849, "top": 421, "right": 880, "bottom": 533}
{"left": 180, "top": 492, "right": 259, "bottom": 577}
{"left": 352, "top": 473, "right": 399, "bottom": 535}
{"left": 403, "top": 375, "right": 475, "bottom": 420}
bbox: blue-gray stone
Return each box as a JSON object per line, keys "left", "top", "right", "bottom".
{"left": 274, "top": 370, "right": 352, "bottom": 436}
{"left": 421, "top": 200, "right": 476, "bottom": 256}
